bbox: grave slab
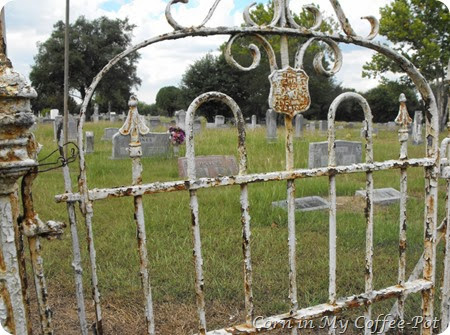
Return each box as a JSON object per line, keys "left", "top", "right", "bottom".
{"left": 178, "top": 155, "right": 238, "bottom": 178}
{"left": 272, "top": 196, "right": 329, "bottom": 212}
{"left": 355, "top": 187, "right": 401, "bottom": 205}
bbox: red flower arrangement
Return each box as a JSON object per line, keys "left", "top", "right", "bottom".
{"left": 168, "top": 126, "right": 186, "bottom": 145}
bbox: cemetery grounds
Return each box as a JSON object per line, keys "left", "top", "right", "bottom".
{"left": 29, "top": 121, "right": 446, "bottom": 334}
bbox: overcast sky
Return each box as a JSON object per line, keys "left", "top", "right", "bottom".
{"left": 2, "top": 0, "right": 449, "bottom": 105}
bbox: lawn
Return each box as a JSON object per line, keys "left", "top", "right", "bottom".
{"left": 28, "top": 120, "right": 446, "bottom": 334}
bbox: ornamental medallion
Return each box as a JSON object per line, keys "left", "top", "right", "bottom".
{"left": 268, "top": 66, "right": 311, "bottom": 117}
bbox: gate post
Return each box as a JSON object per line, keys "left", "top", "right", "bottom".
{"left": 0, "top": 43, "right": 37, "bottom": 333}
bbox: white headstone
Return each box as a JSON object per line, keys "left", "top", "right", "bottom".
{"left": 215, "top": 115, "right": 225, "bottom": 127}
{"left": 110, "top": 112, "right": 117, "bottom": 123}
{"left": 50, "top": 109, "right": 59, "bottom": 120}
{"left": 251, "top": 115, "right": 257, "bottom": 129}
{"left": 175, "top": 110, "right": 186, "bottom": 130}
{"left": 295, "top": 114, "right": 304, "bottom": 138}
{"left": 319, "top": 120, "right": 328, "bottom": 132}
{"left": 266, "top": 109, "right": 277, "bottom": 142}
{"left": 85, "top": 131, "right": 94, "bottom": 154}
{"left": 93, "top": 104, "right": 99, "bottom": 123}
{"left": 412, "top": 110, "right": 423, "bottom": 145}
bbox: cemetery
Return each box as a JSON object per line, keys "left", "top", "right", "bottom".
{"left": 0, "top": 0, "right": 448, "bottom": 334}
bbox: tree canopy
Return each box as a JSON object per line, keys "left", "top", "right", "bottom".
{"left": 363, "top": 0, "right": 449, "bottom": 126}
{"left": 155, "top": 86, "right": 184, "bottom": 117}
{"left": 30, "top": 16, "right": 141, "bottom": 115}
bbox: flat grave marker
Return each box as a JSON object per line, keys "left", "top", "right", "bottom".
{"left": 272, "top": 196, "right": 329, "bottom": 212}
{"left": 355, "top": 187, "right": 401, "bottom": 205}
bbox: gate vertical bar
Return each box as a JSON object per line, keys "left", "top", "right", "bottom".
{"left": 58, "top": 130, "right": 88, "bottom": 335}
{"left": 395, "top": 94, "right": 412, "bottom": 331}
{"left": 327, "top": 119, "right": 337, "bottom": 335}
{"left": 441, "top": 61, "right": 450, "bottom": 331}
{"left": 279, "top": 1, "right": 299, "bottom": 331}
{"left": 119, "top": 96, "right": 155, "bottom": 334}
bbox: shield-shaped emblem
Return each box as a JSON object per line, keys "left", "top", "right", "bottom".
{"left": 268, "top": 67, "right": 311, "bottom": 117}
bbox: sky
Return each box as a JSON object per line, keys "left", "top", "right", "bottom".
{"left": 2, "top": 0, "right": 449, "bottom": 106}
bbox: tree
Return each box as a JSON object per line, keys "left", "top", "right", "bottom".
{"left": 364, "top": 80, "right": 419, "bottom": 123}
{"left": 155, "top": 86, "right": 184, "bottom": 116}
{"left": 180, "top": 1, "right": 343, "bottom": 121}
{"left": 30, "top": 16, "right": 141, "bottom": 115}
{"left": 363, "top": 0, "right": 449, "bottom": 127}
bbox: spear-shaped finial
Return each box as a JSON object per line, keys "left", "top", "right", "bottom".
{"left": 395, "top": 93, "right": 412, "bottom": 128}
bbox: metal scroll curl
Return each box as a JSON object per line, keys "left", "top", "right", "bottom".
{"left": 225, "top": 33, "right": 278, "bottom": 73}
{"left": 165, "top": 0, "right": 222, "bottom": 30}
{"left": 286, "top": 1, "right": 323, "bottom": 31}
{"left": 243, "top": 0, "right": 282, "bottom": 27}
{"left": 295, "top": 37, "right": 343, "bottom": 77}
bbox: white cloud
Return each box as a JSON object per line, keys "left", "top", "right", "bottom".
{"left": 2, "top": 0, "right": 411, "bottom": 105}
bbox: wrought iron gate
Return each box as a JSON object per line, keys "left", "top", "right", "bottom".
{"left": 0, "top": 0, "right": 449, "bottom": 334}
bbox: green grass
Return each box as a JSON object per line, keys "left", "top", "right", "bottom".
{"left": 30, "top": 121, "right": 446, "bottom": 331}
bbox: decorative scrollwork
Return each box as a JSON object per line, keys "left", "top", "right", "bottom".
{"left": 361, "top": 16, "right": 379, "bottom": 40}
{"left": 295, "top": 38, "right": 342, "bottom": 77}
{"left": 243, "top": 0, "right": 282, "bottom": 27}
{"left": 286, "top": 1, "right": 323, "bottom": 31}
{"left": 225, "top": 34, "right": 278, "bottom": 73}
{"left": 329, "top": 0, "right": 379, "bottom": 39}
{"left": 165, "top": 0, "right": 222, "bottom": 30}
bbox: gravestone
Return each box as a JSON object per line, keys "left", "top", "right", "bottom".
{"left": 101, "top": 127, "right": 119, "bottom": 140}
{"left": 178, "top": 155, "right": 238, "bottom": 178}
{"left": 251, "top": 115, "right": 257, "bottom": 129}
{"left": 266, "top": 109, "right": 277, "bottom": 142}
{"left": 272, "top": 196, "right": 329, "bottom": 212}
{"left": 295, "top": 114, "right": 304, "bottom": 138}
{"left": 112, "top": 132, "right": 170, "bottom": 159}
{"left": 175, "top": 110, "right": 186, "bottom": 130}
{"left": 360, "top": 127, "right": 379, "bottom": 138}
{"left": 110, "top": 112, "right": 117, "bottom": 123}
{"left": 85, "top": 131, "right": 94, "bottom": 154}
{"left": 387, "top": 121, "right": 396, "bottom": 130}
{"left": 412, "top": 110, "right": 423, "bottom": 145}
{"left": 319, "top": 120, "right": 328, "bottom": 132}
{"left": 308, "top": 140, "right": 362, "bottom": 168}
{"left": 53, "top": 115, "right": 77, "bottom": 141}
{"left": 193, "top": 118, "right": 202, "bottom": 134}
{"left": 50, "top": 109, "right": 59, "bottom": 119}
{"left": 215, "top": 115, "right": 225, "bottom": 127}
{"left": 148, "top": 116, "right": 162, "bottom": 130}
{"left": 93, "top": 104, "right": 99, "bottom": 123}
{"left": 309, "top": 121, "right": 316, "bottom": 131}
{"left": 355, "top": 187, "right": 401, "bottom": 205}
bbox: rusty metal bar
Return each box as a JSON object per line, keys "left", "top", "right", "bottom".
{"left": 21, "top": 169, "right": 53, "bottom": 335}
{"left": 55, "top": 158, "right": 434, "bottom": 204}
{"left": 200, "top": 279, "right": 432, "bottom": 335}
{"left": 395, "top": 94, "right": 412, "bottom": 331}
{"left": 119, "top": 96, "right": 155, "bottom": 334}
{"left": 441, "top": 137, "right": 450, "bottom": 330}
{"left": 55, "top": 127, "right": 89, "bottom": 335}
{"left": 185, "top": 92, "right": 250, "bottom": 334}
{"left": 328, "top": 93, "right": 374, "bottom": 335}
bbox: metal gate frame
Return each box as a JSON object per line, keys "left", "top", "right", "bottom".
{"left": 0, "top": 0, "right": 449, "bottom": 334}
